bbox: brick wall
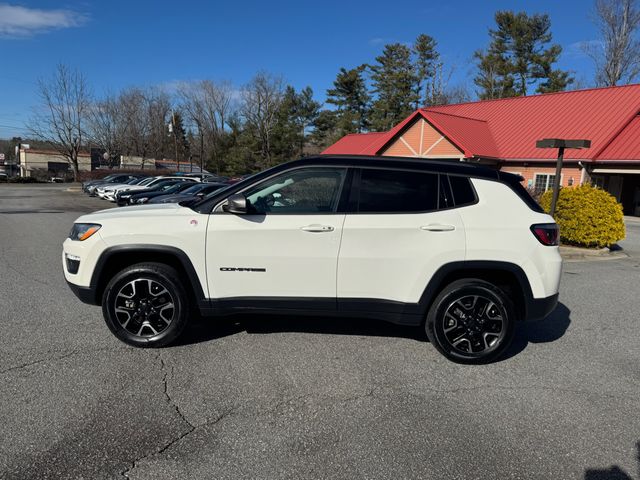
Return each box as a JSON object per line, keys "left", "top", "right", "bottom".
{"left": 500, "top": 163, "right": 583, "bottom": 190}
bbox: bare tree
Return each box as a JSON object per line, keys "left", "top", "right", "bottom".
{"left": 29, "top": 64, "right": 90, "bottom": 179}
{"left": 586, "top": 0, "right": 640, "bottom": 86}
{"left": 241, "top": 72, "right": 284, "bottom": 169}
{"left": 144, "top": 88, "right": 172, "bottom": 163}
{"left": 119, "top": 88, "right": 151, "bottom": 167}
{"left": 179, "top": 80, "right": 235, "bottom": 174}
{"left": 87, "top": 93, "right": 125, "bottom": 167}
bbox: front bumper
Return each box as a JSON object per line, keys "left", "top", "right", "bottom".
{"left": 66, "top": 280, "right": 99, "bottom": 305}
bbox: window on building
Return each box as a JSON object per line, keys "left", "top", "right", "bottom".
{"left": 533, "top": 173, "right": 559, "bottom": 193}
{"left": 358, "top": 169, "right": 438, "bottom": 213}
{"left": 591, "top": 176, "right": 605, "bottom": 189}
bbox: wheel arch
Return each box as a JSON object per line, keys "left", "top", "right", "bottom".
{"left": 90, "top": 245, "right": 207, "bottom": 309}
{"left": 419, "top": 261, "right": 534, "bottom": 321}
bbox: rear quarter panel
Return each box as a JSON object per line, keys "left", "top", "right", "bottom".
{"left": 461, "top": 178, "right": 562, "bottom": 298}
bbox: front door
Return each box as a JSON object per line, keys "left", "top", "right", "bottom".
{"left": 206, "top": 167, "right": 347, "bottom": 302}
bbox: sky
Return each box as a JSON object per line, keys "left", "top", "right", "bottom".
{"left": 0, "top": 0, "right": 605, "bottom": 139}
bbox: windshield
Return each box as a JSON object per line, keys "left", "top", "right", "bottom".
{"left": 139, "top": 177, "right": 156, "bottom": 186}
{"left": 181, "top": 184, "right": 207, "bottom": 195}
{"left": 163, "top": 183, "right": 186, "bottom": 193}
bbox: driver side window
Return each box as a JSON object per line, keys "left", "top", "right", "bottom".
{"left": 244, "top": 168, "right": 347, "bottom": 214}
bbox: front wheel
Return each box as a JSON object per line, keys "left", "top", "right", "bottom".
{"left": 425, "top": 279, "right": 516, "bottom": 364}
{"left": 102, "top": 262, "right": 189, "bottom": 347}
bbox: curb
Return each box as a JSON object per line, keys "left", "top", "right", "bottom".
{"left": 559, "top": 245, "right": 628, "bottom": 262}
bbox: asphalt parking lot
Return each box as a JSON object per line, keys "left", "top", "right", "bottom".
{"left": 1, "top": 183, "right": 639, "bottom": 480}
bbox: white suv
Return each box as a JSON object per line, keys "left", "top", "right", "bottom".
{"left": 63, "top": 156, "right": 561, "bottom": 363}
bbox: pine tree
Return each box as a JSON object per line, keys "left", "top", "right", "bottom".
{"left": 272, "top": 86, "right": 321, "bottom": 161}
{"left": 309, "top": 110, "right": 341, "bottom": 150}
{"left": 369, "top": 43, "right": 419, "bottom": 131}
{"left": 326, "top": 65, "right": 371, "bottom": 134}
{"left": 295, "top": 86, "right": 321, "bottom": 154}
{"left": 474, "top": 11, "right": 573, "bottom": 98}
{"left": 413, "top": 34, "right": 439, "bottom": 107}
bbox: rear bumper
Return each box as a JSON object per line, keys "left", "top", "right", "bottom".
{"left": 525, "top": 293, "right": 559, "bottom": 321}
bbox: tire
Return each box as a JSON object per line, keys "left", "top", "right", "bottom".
{"left": 102, "top": 262, "right": 190, "bottom": 347}
{"left": 425, "top": 279, "right": 516, "bottom": 364}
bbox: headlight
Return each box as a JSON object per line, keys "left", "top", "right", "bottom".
{"left": 69, "top": 223, "right": 101, "bottom": 241}
{"left": 135, "top": 197, "right": 148, "bottom": 204}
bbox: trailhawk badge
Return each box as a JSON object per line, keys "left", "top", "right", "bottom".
{"left": 220, "top": 267, "right": 266, "bottom": 272}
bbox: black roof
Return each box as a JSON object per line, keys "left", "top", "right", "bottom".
{"left": 286, "top": 155, "right": 506, "bottom": 180}
{"left": 192, "top": 154, "right": 524, "bottom": 213}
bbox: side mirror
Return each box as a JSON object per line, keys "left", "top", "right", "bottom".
{"left": 223, "top": 193, "right": 248, "bottom": 214}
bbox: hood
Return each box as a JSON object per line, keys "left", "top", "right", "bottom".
{"left": 74, "top": 203, "right": 189, "bottom": 223}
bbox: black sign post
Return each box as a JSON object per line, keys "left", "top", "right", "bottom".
{"left": 535, "top": 139, "right": 591, "bottom": 217}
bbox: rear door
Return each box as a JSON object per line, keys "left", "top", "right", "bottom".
{"left": 337, "top": 168, "right": 466, "bottom": 306}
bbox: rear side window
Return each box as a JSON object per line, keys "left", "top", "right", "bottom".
{"left": 448, "top": 175, "right": 477, "bottom": 207}
{"left": 506, "top": 179, "right": 545, "bottom": 213}
{"left": 357, "top": 169, "right": 438, "bottom": 213}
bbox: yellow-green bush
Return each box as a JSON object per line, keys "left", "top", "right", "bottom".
{"left": 539, "top": 184, "right": 625, "bottom": 248}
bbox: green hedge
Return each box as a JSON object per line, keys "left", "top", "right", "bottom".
{"left": 539, "top": 184, "right": 625, "bottom": 248}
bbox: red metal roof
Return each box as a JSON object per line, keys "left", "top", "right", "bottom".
{"left": 322, "top": 132, "right": 385, "bottom": 155}
{"left": 323, "top": 84, "right": 640, "bottom": 162}
{"left": 425, "top": 111, "right": 500, "bottom": 158}
{"left": 596, "top": 116, "right": 640, "bottom": 160}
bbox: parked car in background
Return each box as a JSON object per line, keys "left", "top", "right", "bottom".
{"left": 113, "top": 176, "right": 198, "bottom": 199}
{"left": 115, "top": 178, "right": 197, "bottom": 206}
{"left": 204, "top": 175, "right": 230, "bottom": 183}
{"left": 182, "top": 172, "right": 216, "bottom": 181}
{"left": 100, "top": 177, "right": 153, "bottom": 201}
{"left": 124, "top": 181, "right": 201, "bottom": 205}
{"left": 84, "top": 174, "right": 143, "bottom": 195}
{"left": 98, "top": 177, "right": 156, "bottom": 202}
{"left": 149, "top": 182, "right": 229, "bottom": 204}
{"left": 0, "top": 173, "right": 8, "bottom": 182}
{"left": 50, "top": 177, "right": 64, "bottom": 183}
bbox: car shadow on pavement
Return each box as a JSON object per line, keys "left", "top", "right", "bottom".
{"left": 500, "top": 302, "right": 572, "bottom": 361}
{"left": 584, "top": 441, "right": 639, "bottom": 480}
{"left": 176, "top": 302, "right": 571, "bottom": 357}
{"left": 175, "top": 313, "right": 424, "bottom": 347}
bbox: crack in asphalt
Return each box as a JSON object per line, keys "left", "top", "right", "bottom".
{"left": 120, "top": 353, "right": 238, "bottom": 479}
{"left": 117, "top": 381, "right": 392, "bottom": 478}
{"left": 114, "top": 368, "right": 624, "bottom": 479}
{"left": 0, "top": 347, "right": 116, "bottom": 375}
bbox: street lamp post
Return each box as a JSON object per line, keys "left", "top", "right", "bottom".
{"left": 535, "top": 138, "right": 591, "bottom": 217}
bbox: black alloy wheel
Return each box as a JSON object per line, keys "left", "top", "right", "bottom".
{"left": 425, "top": 279, "right": 516, "bottom": 364}
{"left": 102, "top": 263, "right": 189, "bottom": 347}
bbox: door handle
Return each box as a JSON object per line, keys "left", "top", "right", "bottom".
{"left": 420, "top": 224, "right": 456, "bottom": 232}
{"left": 301, "top": 224, "right": 335, "bottom": 233}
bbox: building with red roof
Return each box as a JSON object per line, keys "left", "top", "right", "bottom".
{"left": 323, "top": 84, "right": 640, "bottom": 215}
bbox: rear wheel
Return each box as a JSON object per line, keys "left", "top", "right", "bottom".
{"left": 425, "top": 279, "right": 516, "bottom": 364}
{"left": 102, "top": 262, "right": 189, "bottom": 347}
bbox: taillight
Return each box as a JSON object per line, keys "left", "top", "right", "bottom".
{"left": 530, "top": 223, "right": 559, "bottom": 246}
